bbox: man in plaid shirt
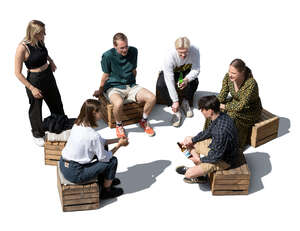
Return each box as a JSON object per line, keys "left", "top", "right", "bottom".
{"left": 176, "top": 95, "right": 239, "bottom": 184}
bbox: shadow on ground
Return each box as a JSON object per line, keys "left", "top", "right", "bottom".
{"left": 245, "top": 152, "right": 272, "bottom": 194}
{"left": 116, "top": 159, "right": 171, "bottom": 194}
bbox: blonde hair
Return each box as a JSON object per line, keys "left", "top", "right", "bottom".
{"left": 175, "top": 37, "right": 190, "bottom": 49}
{"left": 23, "top": 20, "right": 45, "bottom": 47}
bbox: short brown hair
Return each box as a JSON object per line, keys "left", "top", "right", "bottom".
{"left": 113, "top": 32, "right": 128, "bottom": 46}
{"left": 75, "top": 99, "right": 101, "bottom": 127}
{"left": 198, "top": 95, "right": 220, "bottom": 113}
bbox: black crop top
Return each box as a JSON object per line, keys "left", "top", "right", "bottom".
{"left": 24, "top": 42, "right": 48, "bottom": 69}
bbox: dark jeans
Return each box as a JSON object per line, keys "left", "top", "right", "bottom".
{"left": 26, "top": 66, "right": 64, "bottom": 138}
{"left": 156, "top": 70, "right": 199, "bottom": 107}
{"left": 59, "top": 157, "right": 118, "bottom": 184}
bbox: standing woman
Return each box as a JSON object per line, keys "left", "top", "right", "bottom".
{"left": 156, "top": 37, "right": 200, "bottom": 127}
{"left": 217, "top": 59, "right": 262, "bottom": 150}
{"left": 15, "top": 20, "right": 65, "bottom": 146}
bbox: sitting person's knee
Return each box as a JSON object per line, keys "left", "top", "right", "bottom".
{"left": 111, "top": 98, "right": 123, "bottom": 109}
{"left": 185, "top": 168, "right": 197, "bottom": 178}
{"left": 149, "top": 94, "right": 156, "bottom": 104}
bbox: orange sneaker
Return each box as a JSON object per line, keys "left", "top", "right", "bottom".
{"left": 116, "top": 125, "right": 126, "bottom": 138}
{"left": 139, "top": 120, "right": 155, "bottom": 137}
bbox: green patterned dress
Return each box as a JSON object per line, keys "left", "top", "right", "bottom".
{"left": 205, "top": 73, "right": 262, "bottom": 149}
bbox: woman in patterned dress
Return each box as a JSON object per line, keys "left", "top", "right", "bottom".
{"left": 206, "top": 59, "right": 262, "bottom": 150}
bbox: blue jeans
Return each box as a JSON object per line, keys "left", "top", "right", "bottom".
{"left": 59, "top": 157, "right": 118, "bottom": 184}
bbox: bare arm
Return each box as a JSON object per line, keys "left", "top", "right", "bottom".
{"left": 15, "top": 44, "right": 43, "bottom": 99}
{"left": 47, "top": 55, "right": 57, "bottom": 72}
{"left": 133, "top": 69, "right": 137, "bottom": 78}
{"left": 105, "top": 138, "right": 119, "bottom": 145}
{"left": 93, "top": 73, "right": 109, "bottom": 97}
{"left": 110, "top": 138, "right": 129, "bottom": 155}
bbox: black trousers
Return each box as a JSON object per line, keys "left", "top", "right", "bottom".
{"left": 156, "top": 70, "right": 199, "bottom": 107}
{"left": 26, "top": 66, "right": 65, "bottom": 138}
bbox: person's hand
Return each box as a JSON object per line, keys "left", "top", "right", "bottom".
{"left": 178, "top": 78, "right": 188, "bottom": 90}
{"left": 50, "top": 61, "right": 57, "bottom": 72}
{"left": 93, "top": 89, "right": 103, "bottom": 98}
{"left": 183, "top": 136, "right": 193, "bottom": 147}
{"left": 118, "top": 137, "right": 129, "bottom": 147}
{"left": 220, "top": 103, "right": 226, "bottom": 110}
{"left": 172, "top": 101, "right": 180, "bottom": 113}
{"left": 31, "top": 86, "right": 43, "bottom": 99}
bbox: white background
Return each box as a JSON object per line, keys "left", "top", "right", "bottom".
{"left": 1, "top": 0, "right": 299, "bottom": 230}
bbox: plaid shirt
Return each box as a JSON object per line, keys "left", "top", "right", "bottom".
{"left": 192, "top": 112, "right": 238, "bottom": 165}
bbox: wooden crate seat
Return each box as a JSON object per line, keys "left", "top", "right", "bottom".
{"left": 57, "top": 164, "right": 100, "bottom": 212}
{"left": 44, "top": 141, "right": 66, "bottom": 166}
{"left": 250, "top": 109, "right": 279, "bottom": 147}
{"left": 98, "top": 95, "right": 144, "bottom": 128}
{"left": 209, "top": 154, "right": 250, "bottom": 196}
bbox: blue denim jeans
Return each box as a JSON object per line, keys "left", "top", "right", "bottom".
{"left": 59, "top": 157, "right": 118, "bottom": 184}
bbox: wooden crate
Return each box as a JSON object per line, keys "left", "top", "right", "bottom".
{"left": 44, "top": 141, "right": 66, "bottom": 166}
{"left": 250, "top": 109, "right": 279, "bottom": 147}
{"left": 57, "top": 166, "right": 100, "bottom": 212}
{"left": 98, "top": 95, "right": 144, "bottom": 128}
{"left": 209, "top": 154, "right": 250, "bottom": 196}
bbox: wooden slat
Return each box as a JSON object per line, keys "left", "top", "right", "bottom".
{"left": 62, "top": 182, "right": 98, "bottom": 190}
{"left": 63, "top": 192, "right": 99, "bottom": 200}
{"left": 251, "top": 133, "right": 278, "bottom": 147}
{"left": 212, "top": 190, "right": 248, "bottom": 196}
{"left": 213, "top": 179, "right": 249, "bottom": 185}
{"left": 213, "top": 184, "right": 249, "bottom": 190}
{"left": 45, "top": 149, "right": 62, "bottom": 155}
{"left": 254, "top": 119, "right": 279, "bottom": 140}
{"left": 45, "top": 153, "right": 61, "bottom": 158}
{"left": 45, "top": 159, "right": 59, "bottom": 166}
{"left": 108, "top": 109, "right": 143, "bottom": 123}
{"left": 63, "top": 203, "right": 100, "bottom": 212}
{"left": 214, "top": 174, "right": 249, "bottom": 180}
{"left": 63, "top": 197, "right": 99, "bottom": 206}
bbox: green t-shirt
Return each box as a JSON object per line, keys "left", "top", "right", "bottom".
{"left": 101, "top": 46, "right": 138, "bottom": 92}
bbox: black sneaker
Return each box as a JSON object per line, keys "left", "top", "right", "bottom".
{"left": 100, "top": 186, "right": 124, "bottom": 199}
{"left": 183, "top": 176, "right": 208, "bottom": 184}
{"left": 176, "top": 165, "right": 189, "bottom": 175}
{"left": 112, "top": 178, "right": 121, "bottom": 186}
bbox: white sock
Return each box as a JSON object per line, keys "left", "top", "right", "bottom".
{"left": 142, "top": 113, "right": 148, "bottom": 121}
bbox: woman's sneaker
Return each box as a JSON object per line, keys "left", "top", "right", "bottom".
{"left": 171, "top": 112, "right": 182, "bottom": 127}
{"left": 100, "top": 186, "right": 124, "bottom": 199}
{"left": 33, "top": 137, "right": 45, "bottom": 147}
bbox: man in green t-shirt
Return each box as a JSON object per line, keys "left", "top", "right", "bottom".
{"left": 93, "top": 33, "right": 156, "bottom": 138}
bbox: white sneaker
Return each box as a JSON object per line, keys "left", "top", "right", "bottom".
{"left": 33, "top": 137, "right": 45, "bottom": 147}
{"left": 182, "top": 100, "right": 193, "bottom": 118}
{"left": 171, "top": 112, "right": 182, "bottom": 127}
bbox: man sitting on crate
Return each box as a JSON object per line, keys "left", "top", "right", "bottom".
{"left": 93, "top": 33, "right": 156, "bottom": 138}
{"left": 176, "top": 95, "right": 239, "bottom": 184}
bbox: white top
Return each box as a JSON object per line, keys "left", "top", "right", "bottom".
{"left": 162, "top": 45, "right": 200, "bottom": 103}
{"left": 62, "top": 125, "right": 113, "bottom": 164}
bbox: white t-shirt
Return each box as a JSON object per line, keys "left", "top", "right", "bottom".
{"left": 62, "top": 125, "right": 113, "bottom": 164}
{"left": 163, "top": 45, "right": 200, "bottom": 103}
